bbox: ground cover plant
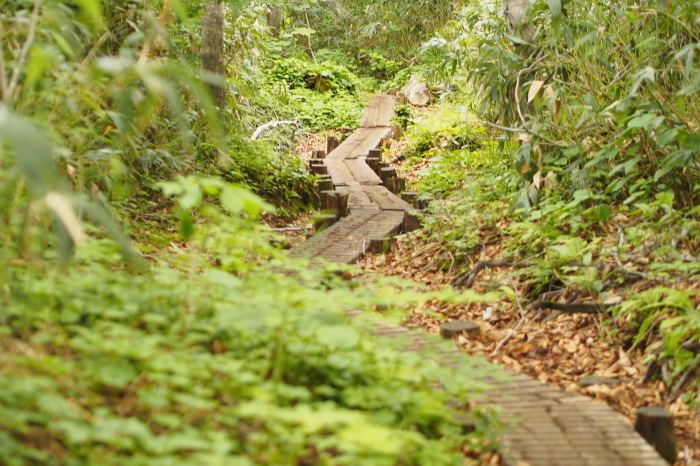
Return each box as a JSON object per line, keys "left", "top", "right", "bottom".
{"left": 0, "top": 1, "right": 504, "bottom": 464}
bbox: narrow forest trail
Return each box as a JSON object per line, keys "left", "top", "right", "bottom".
{"left": 290, "top": 95, "right": 668, "bottom": 466}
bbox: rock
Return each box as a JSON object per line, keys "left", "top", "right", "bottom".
{"left": 440, "top": 321, "right": 480, "bottom": 339}
{"left": 405, "top": 76, "right": 431, "bottom": 106}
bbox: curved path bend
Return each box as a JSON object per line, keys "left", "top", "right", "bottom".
{"left": 290, "top": 95, "right": 667, "bottom": 466}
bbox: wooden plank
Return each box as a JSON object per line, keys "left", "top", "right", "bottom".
{"left": 359, "top": 94, "right": 396, "bottom": 128}
{"left": 336, "top": 183, "right": 374, "bottom": 209}
{"left": 345, "top": 158, "right": 382, "bottom": 185}
{"left": 364, "top": 185, "right": 414, "bottom": 211}
{"left": 330, "top": 127, "right": 390, "bottom": 160}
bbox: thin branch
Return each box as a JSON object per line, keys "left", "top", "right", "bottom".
{"left": 477, "top": 119, "right": 563, "bottom": 146}
{"left": 7, "top": 0, "right": 43, "bottom": 102}
{"left": 453, "top": 259, "right": 536, "bottom": 289}
{"left": 79, "top": 30, "right": 112, "bottom": 71}
{"left": 531, "top": 300, "right": 617, "bottom": 314}
{"left": 251, "top": 120, "right": 300, "bottom": 140}
{"left": 492, "top": 310, "right": 533, "bottom": 356}
{"left": 0, "top": 37, "right": 8, "bottom": 101}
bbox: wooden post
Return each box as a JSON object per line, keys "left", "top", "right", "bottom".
{"left": 336, "top": 192, "right": 349, "bottom": 218}
{"left": 440, "top": 321, "right": 480, "bottom": 338}
{"left": 311, "top": 164, "right": 328, "bottom": 175}
{"left": 402, "top": 210, "right": 421, "bottom": 233}
{"left": 320, "top": 190, "right": 339, "bottom": 212}
{"left": 391, "top": 123, "right": 402, "bottom": 139}
{"left": 368, "top": 148, "right": 383, "bottom": 161}
{"left": 367, "top": 237, "right": 392, "bottom": 254}
{"left": 401, "top": 191, "right": 427, "bottom": 210}
{"left": 326, "top": 136, "right": 339, "bottom": 153}
{"left": 313, "top": 213, "right": 336, "bottom": 233}
{"left": 317, "top": 178, "right": 334, "bottom": 197}
{"left": 379, "top": 167, "right": 396, "bottom": 183}
{"left": 312, "top": 150, "right": 327, "bottom": 160}
{"left": 386, "top": 177, "right": 406, "bottom": 194}
{"left": 366, "top": 157, "right": 380, "bottom": 173}
{"left": 634, "top": 407, "right": 677, "bottom": 464}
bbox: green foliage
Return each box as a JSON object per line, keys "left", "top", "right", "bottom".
{"left": 259, "top": 85, "right": 365, "bottom": 133}
{"left": 0, "top": 184, "right": 499, "bottom": 464}
{"left": 427, "top": 0, "right": 700, "bottom": 210}
{"left": 359, "top": 49, "right": 402, "bottom": 80}
{"left": 266, "top": 58, "right": 360, "bottom": 93}
{"left": 617, "top": 287, "right": 699, "bottom": 387}
{"left": 405, "top": 106, "right": 490, "bottom": 159}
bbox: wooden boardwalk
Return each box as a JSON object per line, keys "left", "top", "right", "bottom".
{"left": 289, "top": 95, "right": 667, "bottom": 466}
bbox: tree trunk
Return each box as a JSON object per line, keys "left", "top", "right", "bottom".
{"left": 267, "top": 7, "right": 282, "bottom": 37}
{"left": 201, "top": 1, "right": 226, "bottom": 108}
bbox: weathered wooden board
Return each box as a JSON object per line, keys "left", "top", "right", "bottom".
{"left": 329, "top": 127, "right": 390, "bottom": 160}
{"left": 359, "top": 94, "right": 396, "bottom": 128}
{"left": 345, "top": 158, "right": 382, "bottom": 185}
{"left": 364, "top": 185, "right": 414, "bottom": 211}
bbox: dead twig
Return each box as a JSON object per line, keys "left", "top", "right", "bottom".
{"left": 453, "top": 260, "right": 536, "bottom": 289}
{"left": 531, "top": 300, "right": 617, "bottom": 314}
{"left": 6, "top": 0, "right": 43, "bottom": 102}
{"left": 492, "top": 310, "right": 533, "bottom": 356}
{"left": 668, "top": 361, "right": 700, "bottom": 402}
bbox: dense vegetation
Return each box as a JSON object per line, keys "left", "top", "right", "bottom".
{"left": 1, "top": 0, "right": 699, "bottom": 463}
{"left": 0, "top": 1, "right": 498, "bottom": 464}
{"left": 381, "top": 0, "right": 700, "bottom": 451}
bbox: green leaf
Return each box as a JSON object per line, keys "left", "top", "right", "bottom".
{"left": 0, "top": 107, "right": 59, "bottom": 196}
{"left": 178, "top": 211, "right": 195, "bottom": 240}
{"left": 678, "top": 74, "right": 700, "bottom": 96}
{"left": 627, "top": 113, "right": 654, "bottom": 129}
{"left": 73, "top": 0, "right": 104, "bottom": 29}
{"left": 547, "top": 0, "right": 562, "bottom": 18}
{"left": 505, "top": 34, "right": 530, "bottom": 45}
{"left": 684, "top": 133, "right": 700, "bottom": 153}
{"left": 316, "top": 325, "right": 359, "bottom": 349}
{"left": 92, "top": 357, "right": 137, "bottom": 388}
{"left": 596, "top": 204, "right": 611, "bottom": 221}
{"left": 220, "top": 186, "right": 245, "bottom": 214}
{"left": 291, "top": 27, "right": 316, "bottom": 37}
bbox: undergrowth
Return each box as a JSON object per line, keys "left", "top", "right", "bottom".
{"left": 400, "top": 100, "right": 700, "bottom": 411}
{"left": 0, "top": 173, "right": 500, "bottom": 465}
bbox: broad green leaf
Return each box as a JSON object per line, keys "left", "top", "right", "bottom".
{"left": 73, "top": 0, "right": 104, "bottom": 28}
{"left": 316, "top": 325, "right": 359, "bottom": 349}
{"left": 547, "top": 0, "right": 562, "bottom": 18}
{"left": 220, "top": 186, "right": 245, "bottom": 214}
{"left": 627, "top": 113, "right": 654, "bottom": 129}
{"left": 505, "top": 34, "right": 530, "bottom": 45}
{"left": 596, "top": 204, "right": 611, "bottom": 221}
{"left": 684, "top": 133, "right": 700, "bottom": 153}
{"left": 678, "top": 74, "right": 700, "bottom": 96}
{"left": 0, "top": 106, "right": 58, "bottom": 196}
{"left": 291, "top": 27, "right": 316, "bottom": 37}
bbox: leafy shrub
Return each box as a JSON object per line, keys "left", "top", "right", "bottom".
{"left": 266, "top": 58, "right": 360, "bottom": 93}
{"left": 405, "top": 106, "right": 489, "bottom": 158}
{"left": 0, "top": 176, "right": 499, "bottom": 465}
{"left": 427, "top": 0, "right": 700, "bottom": 209}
